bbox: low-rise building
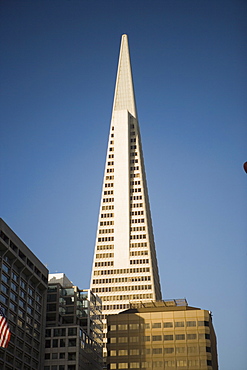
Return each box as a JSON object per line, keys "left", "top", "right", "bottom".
{"left": 107, "top": 299, "right": 218, "bottom": 370}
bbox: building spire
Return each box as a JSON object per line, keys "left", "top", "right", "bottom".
{"left": 112, "top": 34, "right": 137, "bottom": 118}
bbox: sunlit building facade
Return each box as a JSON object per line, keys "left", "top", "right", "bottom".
{"left": 90, "top": 34, "right": 162, "bottom": 360}
{"left": 107, "top": 300, "right": 218, "bottom": 369}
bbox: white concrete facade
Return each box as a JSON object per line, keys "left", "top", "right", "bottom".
{"left": 90, "top": 35, "right": 162, "bottom": 317}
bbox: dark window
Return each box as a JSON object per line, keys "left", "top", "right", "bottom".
{"left": 164, "top": 335, "right": 173, "bottom": 341}
{"left": 68, "top": 352, "right": 76, "bottom": 361}
{"left": 176, "top": 334, "right": 185, "bottom": 340}
{"left": 45, "top": 340, "right": 51, "bottom": 348}
{"left": 68, "top": 328, "right": 77, "bottom": 336}
{"left": 60, "top": 339, "right": 66, "bottom": 347}
{"left": 152, "top": 335, "right": 162, "bottom": 341}
{"left": 175, "top": 321, "right": 184, "bottom": 327}
{"left": 152, "top": 323, "right": 161, "bottom": 328}
{"left": 186, "top": 321, "right": 196, "bottom": 327}
{"left": 187, "top": 334, "right": 197, "bottom": 340}
{"left": 164, "top": 322, "right": 173, "bottom": 328}
{"left": 52, "top": 339, "right": 58, "bottom": 348}
{"left": 198, "top": 320, "right": 209, "bottom": 327}
{"left": 68, "top": 338, "right": 76, "bottom": 347}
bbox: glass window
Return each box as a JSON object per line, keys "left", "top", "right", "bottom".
{"left": 45, "top": 329, "right": 51, "bottom": 337}
{"left": 2, "top": 274, "right": 9, "bottom": 284}
{"left": 45, "top": 340, "right": 51, "bottom": 348}
{"left": 11, "top": 282, "right": 17, "bottom": 291}
{"left": 10, "top": 302, "right": 16, "bottom": 311}
{"left": 1, "top": 284, "right": 8, "bottom": 294}
{"left": 2, "top": 264, "right": 10, "bottom": 274}
{"left": 176, "top": 360, "right": 187, "bottom": 367}
{"left": 68, "top": 327, "right": 77, "bottom": 336}
{"left": 68, "top": 352, "right": 76, "bottom": 361}
{"left": 53, "top": 339, "right": 58, "bottom": 348}
{"left": 28, "top": 287, "right": 34, "bottom": 296}
{"left": 175, "top": 321, "right": 184, "bottom": 327}
{"left": 119, "top": 364, "right": 128, "bottom": 369}
{"left": 68, "top": 338, "right": 76, "bottom": 346}
{"left": 60, "top": 339, "right": 66, "bottom": 347}
{"left": 198, "top": 320, "right": 209, "bottom": 327}
{"left": 130, "top": 363, "right": 140, "bottom": 368}
{"left": 187, "top": 334, "right": 197, "bottom": 340}
{"left": 188, "top": 346, "right": 198, "bottom": 353}
{"left": 129, "top": 323, "right": 139, "bottom": 330}
{"left": 186, "top": 321, "right": 196, "bottom": 327}
{"left": 10, "top": 292, "right": 17, "bottom": 301}
{"left": 27, "top": 306, "right": 33, "bottom": 315}
{"left": 152, "top": 322, "right": 161, "bottom": 328}
{"left": 176, "top": 334, "right": 185, "bottom": 340}
{"left": 152, "top": 348, "right": 162, "bottom": 354}
{"left": 164, "top": 347, "right": 174, "bottom": 354}
{"left": 119, "top": 337, "right": 127, "bottom": 343}
{"left": 176, "top": 347, "right": 185, "bottom": 353}
{"left": 152, "top": 335, "right": 162, "bottom": 341}
{"left": 20, "top": 280, "right": 26, "bottom": 289}
{"left": 12, "top": 271, "right": 19, "bottom": 281}
{"left": 118, "top": 324, "right": 128, "bottom": 330}
{"left": 164, "top": 335, "right": 173, "bottom": 341}
{"left": 19, "top": 289, "right": 26, "bottom": 299}
{"left": 164, "top": 322, "right": 173, "bottom": 328}
{"left": 19, "top": 299, "right": 25, "bottom": 308}
{"left": 130, "top": 349, "right": 139, "bottom": 355}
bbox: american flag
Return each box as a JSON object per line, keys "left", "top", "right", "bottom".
{"left": 0, "top": 306, "right": 11, "bottom": 348}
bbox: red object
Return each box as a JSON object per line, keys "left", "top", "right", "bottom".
{"left": 243, "top": 162, "right": 247, "bottom": 173}
{"left": 0, "top": 307, "right": 11, "bottom": 348}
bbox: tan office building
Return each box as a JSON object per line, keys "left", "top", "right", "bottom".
{"left": 107, "top": 300, "right": 218, "bottom": 369}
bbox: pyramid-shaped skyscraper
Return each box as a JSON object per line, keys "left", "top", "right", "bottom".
{"left": 90, "top": 35, "right": 162, "bottom": 315}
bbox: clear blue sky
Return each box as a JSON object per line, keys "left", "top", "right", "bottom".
{"left": 1, "top": 1, "right": 246, "bottom": 368}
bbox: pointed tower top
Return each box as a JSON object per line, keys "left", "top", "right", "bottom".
{"left": 112, "top": 34, "right": 137, "bottom": 118}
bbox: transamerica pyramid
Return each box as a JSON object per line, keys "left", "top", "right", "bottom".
{"left": 90, "top": 34, "right": 162, "bottom": 316}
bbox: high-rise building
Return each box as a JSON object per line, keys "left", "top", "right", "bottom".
{"left": 90, "top": 32, "right": 162, "bottom": 364}
{"left": 45, "top": 273, "right": 103, "bottom": 370}
{"left": 107, "top": 300, "right": 218, "bottom": 369}
{"left": 0, "top": 218, "right": 48, "bottom": 370}
{"left": 90, "top": 34, "right": 161, "bottom": 315}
